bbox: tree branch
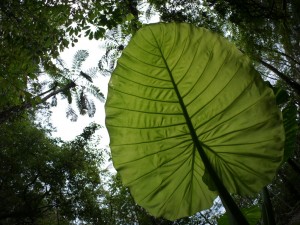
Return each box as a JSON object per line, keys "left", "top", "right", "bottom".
{"left": 257, "top": 58, "right": 300, "bottom": 96}
{"left": 39, "top": 81, "right": 76, "bottom": 103}
{"left": 200, "top": 212, "right": 214, "bottom": 225}
{"left": 0, "top": 81, "right": 76, "bottom": 124}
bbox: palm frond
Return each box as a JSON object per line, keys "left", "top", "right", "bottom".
{"left": 46, "top": 58, "right": 71, "bottom": 80}
{"left": 98, "top": 55, "right": 107, "bottom": 71}
{"left": 98, "top": 49, "right": 119, "bottom": 75}
{"left": 56, "top": 57, "right": 67, "bottom": 69}
{"left": 98, "top": 26, "right": 130, "bottom": 76}
{"left": 60, "top": 88, "right": 73, "bottom": 104}
{"left": 80, "top": 90, "right": 87, "bottom": 109}
{"left": 80, "top": 71, "right": 93, "bottom": 83}
{"left": 51, "top": 95, "right": 57, "bottom": 107}
{"left": 100, "top": 69, "right": 112, "bottom": 77}
{"left": 84, "top": 67, "right": 99, "bottom": 78}
{"left": 74, "top": 89, "right": 88, "bottom": 115}
{"left": 66, "top": 106, "right": 78, "bottom": 122}
{"left": 49, "top": 81, "right": 59, "bottom": 90}
{"left": 85, "top": 98, "right": 96, "bottom": 117}
{"left": 104, "top": 28, "right": 120, "bottom": 45}
{"left": 84, "top": 84, "right": 105, "bottom": 102}
{"left": 109, "top": 57, "right": 116, "bottom": 71}
{"left": 80, "top": 90, "right": 87, "bottom": 115}
{"left": 71, "top": 50, "right": 89, "bottom": 75}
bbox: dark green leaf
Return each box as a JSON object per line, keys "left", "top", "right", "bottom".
{"left": 282, "top": 103, "right": 298, "bottom": 162}
{"left": 80, "top": 71, "right": 93, "bottom": 83}
{"left": 218, "top": 205, "right": 261, "bottom": 225}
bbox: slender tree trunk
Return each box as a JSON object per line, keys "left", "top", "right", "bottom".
{"left": 239, "top": 48, "right": 300, "bottom": 96}
{"left": 261, "top": 186, "right": 276, "bottom": 225}
{"left": 0, "top": 81, "right": 76, "bottom": 124}
{"left": 258, "top": 58, "right": 300, "bottom": 96}
{"left": 278, "top": 170, "right": 300, "bottom": 198}
{"left": 200, "top": 212, "right": 214, "bottom": 225}
{"left": 288, "top": 158, "right": 300, "bottom": 175}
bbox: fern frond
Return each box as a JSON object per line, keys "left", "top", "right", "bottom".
{"left": 85, "top": 98, "right": 96, "bottom": 117}
{"left": 60, "top": 88, "right": 73, "bottom": 104}
{"left": 80, "top": 71, "right": 93, "bottom": 83}
{"left": 145, "top": 5, "right": 153, "bottom": 21}
{"left": 79, "top": 90, "right": 88, "bottom": 115}
{"left": 49, "top": 81, "right": 59, "bottom": 90}
{"left": 56, "top": 57, "right": 67, "bottom": 69}
{"left": 71, "top": 50, "right": 89, "bottom": 74}
{"left": 84, "top": 84, "right": 105, "bottom": 102}
{"left": 84, "top": 67, "right": 99, "bottom": 78}
{"left": 66, "top": 106, "right": 78, "bottom": 122}
{"left": 100, "top": 69, "right": 112, "bottom": 77}
{"left": 51, "top": 95, "right": 57, "bottom": 107}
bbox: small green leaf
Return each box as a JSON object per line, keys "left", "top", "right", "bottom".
{"left": 125, "top": 13, "right": 135, "bottom": 21}
{"left": 80, "top": 71, "right": 93, "bottom": 83}
{"left": 268, "top": 83, "right": 290, "bottom": 105}
{"left": 85, "top": 29, "right": 91, "bottom": 37}
{"left": 218, "top": 206, "right": 261, "bottom": 225}
{"left": 74, "top": 28, "right": 79, "bottom": 36}
{"left": 89, "top": 32, "right": 93, "bottom": 40}
{"left": 94, "top": 28, "right": 105, "bottom": 40}
{"left": 275, "top": 88, "right": 289, "bottom": 105}
{"left": 282, "top": 103, "right": 298, "bottom": 162}
{"left": 62, "top": 39, "right": 69, "bottom": 47}
{"left": 67, "top": 92, "right": 72, "bottom": 104}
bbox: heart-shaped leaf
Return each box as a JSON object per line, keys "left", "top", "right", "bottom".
{"left": 105, "top": 23, "right": 284, "bottom": 220}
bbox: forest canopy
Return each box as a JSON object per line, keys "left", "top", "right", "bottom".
{"left": 0, "top": 0, "right": 299, "bottom": 225}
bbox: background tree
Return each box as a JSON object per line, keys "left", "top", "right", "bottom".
{"left": 100, "top": 172, "right": 223, "bottom": 225}
{"left": 0, "top": 0, "right": 135, "bottom": 124}
{"left": 0, "top": 120, "right": 106, "bottom": 224}
{"left": 0, "top": 49, "right": 105, "bottom": 123}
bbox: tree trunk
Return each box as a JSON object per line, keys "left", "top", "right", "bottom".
{"left": 0, "top": 81, "right": 76, "bottom": 124}
{"left": 258, "top": 58, "right": 300, "bottom": 96}
{"left": 288, "top": 158, "right": 300, "bottom": 175}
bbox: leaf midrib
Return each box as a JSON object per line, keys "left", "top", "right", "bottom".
{"left": 148, "top": 27, "right": 204, "bottom": 159}
{"left": 148, "top": 26, "right": 208, "bottom": 212}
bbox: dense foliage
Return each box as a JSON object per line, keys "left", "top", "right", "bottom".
{"left": 0, "top": 121, "right": 104, "bottom": 224}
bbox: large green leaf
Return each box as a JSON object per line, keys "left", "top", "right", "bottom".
{"left": 105, "top": 23, "right": 284, "bottom": 220}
